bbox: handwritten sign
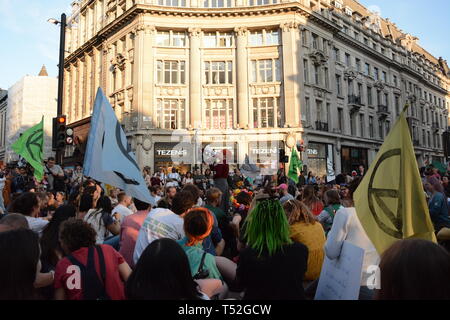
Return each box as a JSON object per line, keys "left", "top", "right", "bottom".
{"left": 315, "top": 241, "right": 365, "bottom": 300}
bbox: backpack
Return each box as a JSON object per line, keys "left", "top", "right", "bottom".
{"left": 67, "top": 246, "right": 111, "bottom": 300}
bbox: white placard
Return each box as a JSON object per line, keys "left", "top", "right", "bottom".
{"left": 315, "top": 241, "right": 365, "bottom": 300}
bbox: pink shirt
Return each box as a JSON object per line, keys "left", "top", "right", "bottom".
{"left": 119, "top": 210, "right": 149, "bottom": 268}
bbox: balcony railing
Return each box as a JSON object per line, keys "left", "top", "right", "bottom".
{"left": 348, "top": 94, "right": 362, "bottom": 105}
{"left": 315, "top": 121, "right": 329, "bottom": 132}
{"left": 377, "top": 105, "right": 389, "bottom": 114}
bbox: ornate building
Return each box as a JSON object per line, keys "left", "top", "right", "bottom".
{"left": 63, "top": 0, "right": 450, "bottom": 176}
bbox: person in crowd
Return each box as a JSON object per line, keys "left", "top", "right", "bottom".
{"left": 143, "top": 167, "right": 152, "bottom": 187}
{"left": 306, "top": 172, "right": 317, "bottom": 185}
{"left": 55, "top": 192, "right": 66, "bottom": 207}
{"left": 0, "top": 169, "right": 6, "bottom": 214}
{"left": 157, "top": 186, "right": 177, "bottom": 210}
{"left": 236, "top": 198, "right": 308, "bottom": 300}
{"left": 232, "top": 169, "right": 245, "bottom": 189}
{"left": 302, "top": 185, "right": 324, "bottom": 216}
{"left": 194, "top": 168, "right": 208, "bottom": 191}
{"left": 183, "top": 184, "right": 224, "bottom": 256}
{"left": 54, "top": 219, "right": 131, "bottom": 300}
{"left": 167, "top": 168, "right": 181, "bottom": 188}
{"left": 0, "top": 229, "right": 41, "bottom": 300}
{"left": 204, "top": 168, "right": 214, "bottom": 189}
{"left": 36, "top": 192, "right": 50, "bottom": 218}
{"left": 84, "top": 196, "right": 120, "bottom": 246}
{"left": 9, "top": 192, "right": 49, "bottom": 236}
{"left": 133, "top": 191, "right": 195, "bottom": 264}
{"left": 177, "top": 208, "right": 223, "bottom": 280}
{"left": 148, "top": 186, "right": 162, "bottom": 209}
{"left": 126, "top": 238, "right": 222, "bottom": 300}
{"left": 182, "top": 172, "right": 194, "bottom": 186}
{"left": 112, "top": 192, "right": 133, "bottom": 223}
{"left": 40, "top": 205, "right": 77, "bottom": 270}
{"left": 119, "top": 198, "right": 152, "bottom": 268}
{"left": 376, "top": 239, "right": 450, "bottom": 300}
{"left": 442, "top": 176, "right": 450, "bottom": 198}
{"left": 358, "top": 165, "right": 365, "bottom": 177}
{"left": 44, "top": 157, "right": 65, "bottom": 192}
{"left": 78, "top": 193, "right": 94, "bottom": 220}
{"left": 108, "top": 188, "right": 119, "bottom": 207}
{"left": 317, "top": 189, "right": 344, "bottom": 234}
{"left": 278, "top": 184, "right": 294, "bottom": 205}
{"left": 211, "top": 152, "right": 230, "bottom": 213}
{"left": 425, "top": 178, "right": 450, "bottom": 232}
{"left": 324, "top": 177, "right": 379, "bottom": 300}
{"left": 39, "top": 205, "right": 77, "bottom": 299}
{"left": 0, "top": 213, "right": 29, "bottom": 232}
{"left": 283, "top": 200, "right": 325, "bottom": 281}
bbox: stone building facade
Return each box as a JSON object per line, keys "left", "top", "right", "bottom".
{"left": 63, "top": 0, "right": 450, "bottom": 176}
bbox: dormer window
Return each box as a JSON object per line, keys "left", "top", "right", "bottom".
{"left": 334, "top": 0, "right": 343, "bottom": 9}
{"left": 344, "top": 7, "right": 353, "bottom": 16}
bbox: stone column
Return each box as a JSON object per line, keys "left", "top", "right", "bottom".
{"left": 189, "top": 28, "right": 202, "bottom": 129}
{"left": 133, "top": 23, "right": 156, "bottom": 130}
{"left": 281, "top": 22, "right": 301, "bottom": 128}
{"left": 235, "top": 27, "right": 249, "bottom": 129}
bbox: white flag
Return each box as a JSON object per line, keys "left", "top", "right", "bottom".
{"left": 83, "top": 88, "right": 152, "bottom": 203}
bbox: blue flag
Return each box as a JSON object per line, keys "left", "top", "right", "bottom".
{"left": 84, "top": 88, "right": 152, "bottom": 203}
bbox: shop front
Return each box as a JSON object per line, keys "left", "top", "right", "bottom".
{"left": 201, "top": 142, "right": 238, "bottom": 170}
{"left": 248, "top": 140, "right": 284, "bottom": 176}
{"left": 154, "top": 142, "right": 193, "bottom": 174}
{"left": 306, "top": 142, "right": 335, "bottom": 182}
{"left": 341, "top": 146, "right": 368, "bottom": 174}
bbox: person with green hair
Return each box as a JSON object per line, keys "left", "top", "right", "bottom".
{"left": 235, "top": 198, "right": 309, "bottom": 300}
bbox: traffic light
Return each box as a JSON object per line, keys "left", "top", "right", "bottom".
{"left": 53, "top": 115, "right": 67, "bottom": 150}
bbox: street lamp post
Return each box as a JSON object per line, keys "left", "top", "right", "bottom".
{"left": 48, "top": 13, "right": 67, "bottom": 163}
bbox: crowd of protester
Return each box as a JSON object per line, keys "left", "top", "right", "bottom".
{"left": 0, "top": 159, "right": 449, "bottom": 300}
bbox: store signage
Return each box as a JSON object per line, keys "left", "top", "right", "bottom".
{"left": 307, "top": 148, "right": 319, "bottom": 156}
{"left": 251, "top": 147, "right": 278, "bottom": 155}
{"left": 156, "top": 149, "right": 188, "bottom": 157}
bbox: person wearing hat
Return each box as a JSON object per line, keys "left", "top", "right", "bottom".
{"left": 278, "top": 184, "right": 294, "bottom": 205}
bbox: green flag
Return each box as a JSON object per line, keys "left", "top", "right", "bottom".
{"left": 288, "top": 148, "right": 302, "bottom": 184}
{"left": 12, "top": 117, "right": 45, "bottom": 181}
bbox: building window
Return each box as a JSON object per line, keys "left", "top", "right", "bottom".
{"left": 314, "top": 65, "right": 320, "bottom": 85}
{"left": 359, "top": 114, "right": 365, "bottom": 137}
{"left": 301, "top": 29, "right": 308, "bottom": 46}
{"left": 334, "top": 47, "right": 340, "bottom": 62}
{"left": 395, "top": 95, "right": 400, "bottom": 116}
{"left": 322, "top": 39, "right": 328, "bottom": 54}
{"left": 384, "top": 93, "right": 389, "bottom": 107}
{"left": 393, "top": 75, "right": 398, "bottom": 87}
{"left": 367, "top": 86, "right": 372, "bottom": 105}
{"left": 369, "top": 116, "right": 374, "bottom": 138}
{"left": 204, "top": 32, "right": 233, "bottom": 47}
{"left": 304, "top": 97, "right": 311, "bottom": 123}
{"left": 204, "top": 61, "right": 233, "bottom": 84}
{"left": 204, "top": 100, "right": 233, "bottom": 129}
{"left": 350, "top": 113, "right": 356, "bottom": 136}
{"left": 251, "top": 59, "right": 281, "bottom": 83}
{"left": 385, "top": 120, "right": 390, "bottom": 136}
{"left": 345, "top": 53, "right": 351, "bottom": 67}
{"left": 203, "top": 0, "right": 232, "bottom": 7}
{"left": 374, "top": 67, "right": 379, "bottom": 80}
{"left": 303, "top": 59, "right": 309, "bottom": 82}
{"left": 249, "top": 0, "right": 272, "bottom": 5}
{"left": 249, "top": 29, "right": 280, "bottom": 46}
{"left": 338, "top": 107, "right": 343, "bottom": 132}
{"left": 324, "top": 67, "right": 329, "bottom": 88}
{"left": 365, "top": 63, "right": 370, "bottom": 76}
{"left": 355, "top": 58, "right": 361, "bottom": 72}
{"left": 379, "top": 119, "right": 384, "bottom": 139}
{"left": 156, "top": 99, "right": 186, "bottom": 129}
{"left": 336, "top": 74, "right": 342, "bottom": 96}
{"left": 354, "top": 31, "right": 359, "bottom": 41}
{"left": 312, "top": 33, "right": 319, "bottom": 49}
{"left": 156, "top": 31, "right": 187, "bottom": 47}
{"left": 253, "top": 97, "right": 279, "bottom": 128}
{"left": 158, "top": 0, "right": 186, "bottom": 6}
{"left": 381, "top": 71, "right": 387, "bottom": 83}
{"left": 157, "top": 60, "right": 186, "bottom": 84}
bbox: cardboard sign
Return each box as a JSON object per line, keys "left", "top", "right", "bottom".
{"left": 315, "top": 241, "right": 365, "bottom": 300}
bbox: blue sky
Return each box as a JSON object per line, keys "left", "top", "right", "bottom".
{"left": 0, "top": 0, "right": 449, "bottom": 89}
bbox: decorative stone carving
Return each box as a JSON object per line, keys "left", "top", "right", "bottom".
{"left": 111, "top": 53, "right": 127, "bottom": 71}
{"left": 188, "top": 27, "right": 202, "bottom": 37}
{"left": 281, "top": 21, "right": 300, "bottom": 32}
{"left": 344, "top": 69, "right": 358, "bottom": 81}
{"left": 141, "top": 134, "right": 153, "bottom": 152}
{"left": 373, "top": 80, "right": 385, "bottom": 91}
{"left": 234, "top": 27, "right": 248, "bottom": 37}
{"left": 309, "top": 50, "right": 328, "bottom": 66}
{"left": 134, "top": 24, "right": 156, "bottom": 35}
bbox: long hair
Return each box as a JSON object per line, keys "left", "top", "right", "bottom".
{"left": 40, "top": 205, "right": 77, "bottom": 267}
{"left": 377, "top": 239, "right": 450, "bottom": 300}
{"left": 0, "top": 229, "right": 40, "bottom": 300}
{"left": 244, "top": 199, "right": 292, "bottom": 256}
{"left": 302, "top": 185, "right": 320, "bottom": 207}
{"left": 125, "top": 238, "right": 203, "bottom": 300}
{"left": 283, "top": 199, "right": 317, "bottom": 225}
{"left": 9, "top": 192, "right": 39, "bottom": 216}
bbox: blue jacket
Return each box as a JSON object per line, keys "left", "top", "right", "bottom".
{"left": 428, "top": 192, "right": 450, "bottom": 230}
